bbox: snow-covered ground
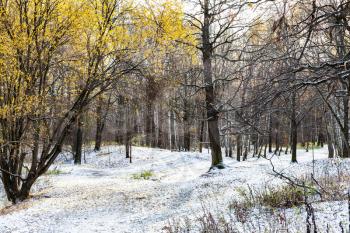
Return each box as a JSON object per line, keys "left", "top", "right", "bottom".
{"left": 0, "top": 146, "right": 349, "bottom": 232}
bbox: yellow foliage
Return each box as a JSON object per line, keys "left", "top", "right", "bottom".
{"left": 0, "top": 0, "right": 196, "bottom": 121}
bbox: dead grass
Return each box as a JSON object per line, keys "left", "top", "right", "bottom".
{"left": 0, "top": 200, "right": 32, "bottom": 216}
{"left": 163, "top": 171, "right": 350, "bottom": 233}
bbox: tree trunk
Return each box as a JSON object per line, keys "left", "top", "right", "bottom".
{"left": 326, "top": 120, "right": 334, "bottom": 158}
{"left": 94, "top": 97, "right": 104, "bottom": 151}
{"left": 237, "top": 135, "right": 242, "bottom": 162}
{"left": 228, "top": 136, "right": 233, "bottom": 158}
{"left": 225, "top": 135, "right": 228, "bottom": 157}
{"left": 285, "top": 144, "right": 289, "bottom": 155}
{"left": 253, "top": 134, "right": 258, "bottom": 157}
{"left": 125, "top": 135, "right": 130, "bottom": 158}
{"left": 124, "top": 105, "right": 132, "bottom": 159}
{"left": 328, "top": 142, "right": 334, "bottom": 159}
{"left": 342, "top": 95, "right": 349, "bottom": 157}
{"left": 115, "top": 99, "right": 124, "bottom": 144}
{"left": 243, "top": 137, "right": 248, "bottom": 161}
{"left": 291, "top": 92, "right": 298, "bottom": 163}
{"left": 183, "top": 103, "right": 191, "bottom": 151}
{"left": 184, "top": 128, "right": 191, "bottom": 151}
{"left": 157, "top": 105, "right": 165, "bottom": 148}
{"left": 145, "top": 101, "right": 155, "bottom": 147}
{"left": 198, "top": 112, "right": 205, "bottom": 153}
{"left": 268, "top": 113, "right": 273, "bottom": 153}
{"left": 170, "top": 110, "right": 176, "bottom": 151}
{"left": 2, "top": 171, "right": 35, "bottom": 204}
{"left": 74, "top": 115, "right": 83, "bottom": 165}
{"left": 202, "top": 0, "right": 223, "bottom": 168}
{"left": 274, "top": 126, "right": 279, "bottom": 155}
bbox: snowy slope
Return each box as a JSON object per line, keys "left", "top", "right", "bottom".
{"left": 0, "top": 146, "right": 348, "bottom": 233}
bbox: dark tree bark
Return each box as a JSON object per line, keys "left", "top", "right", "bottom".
{"left": 225, "top": 135, "right": 228, "bottom": 157}
{"left": 327, "top": 142, "right": 334, "bottom": 159}
{"left": 201, "top": 0, "right": 223, "bottom": 168}
{"left": 228, "top": 137, "right": 233, "bottom": 158}
{"left": 145, "top": 101, "right": 155, "bottom": 147}
{"left": 253, "top": 134, "right": 259, "bottom": 157}
{"left": 183, "top": 75, "right": 191, "bottom": 152}
{"left": 74, "top": 115, "right": 83, "bottom": 165}
{"left": 94, "top": 97, "right": 104, "bottom": 151}
{"left": 125, "top": 133, "right": 130, "bottom": 159}
{"left": 170, "top": 109, "right": 176, "bottom": 150}
{"left": 115, "top": 95, "right": 125, "bottom": 144}
{"left": 94, "top": 94, "right": 111, "bottom": 151}
{"left": 268, "top": 113, "right": 273, "bottom": 153}
{"left": 145, "top": 76, "right": 158, "bottom": 148}
{"left": 125, "top": 106, "right": 130, "bottom": 159}
{"left": 236, "top": 135, "right": 242, "bottom": 162}
{"left": 342, "top": 95, "right": 349, "bottom": 157}
{"left": 183, "top": 111, "right": 191, "bottom": 151}
{"left": 291, "top": 92, "right": 298, "bottom": 163}
{"left": 157, "top": 105, "right": 165, "bottom": 149}
{"left": 335, "top": 12, "right": 350, "bottom": 158}
{"left": 243, "top": 138, "right": 248, "bottom": 161}
{"left": 328, "top": 142, "right": 334, "bottom": 159}
{"left": 94, "top": 116, "right": 103, "bottom": 151}
{"left": 291, "top": 123, "right": 297, "bottom": 163}
{"left": 274, "top": 128, "right": 279, "bottom": 155}
{"left": 285, "top": 144, "right": 289, "bottom": 155}
{"left": 198, "top": 111, "right": 205, "bottom": 153}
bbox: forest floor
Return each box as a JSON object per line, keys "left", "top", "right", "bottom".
{"left": 0, "top": 146, "right": 349, "bottom": 233}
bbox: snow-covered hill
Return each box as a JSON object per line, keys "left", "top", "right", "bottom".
{"left": 0, "top": 146, "right": 348, "bottom": 232}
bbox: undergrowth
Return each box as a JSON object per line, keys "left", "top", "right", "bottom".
{"left": 45, "top": 168, "right": 64, "bottom": 176}
{"left": 163, "top": 167, "right": 350, "bottom": 233}
{"left": 132, "top": 170, "right": 154, "bottom": 180}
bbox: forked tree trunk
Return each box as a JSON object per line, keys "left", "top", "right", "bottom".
{"left": 2, "top": 170, "right": 35, "bottom": 204}
{"left": 2, "top": 106, "right": 81, "bottom": 203}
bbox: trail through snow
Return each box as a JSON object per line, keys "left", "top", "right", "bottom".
{"left": 0, "top": 146, "right": 348, "bottom": 232}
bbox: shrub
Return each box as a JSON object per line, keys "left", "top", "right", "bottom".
{"left": 233, "top": 181, "right": 321, "bottom": 209}
{"left": 45, "top": 168, "right": 64, "bottom": 176}
{"left": 132, "top": 170, "right": 154, "bottom": 180}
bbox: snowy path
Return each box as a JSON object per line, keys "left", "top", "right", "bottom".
{"left": 0, "top": 146, "right": 344, "bottom": 232}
